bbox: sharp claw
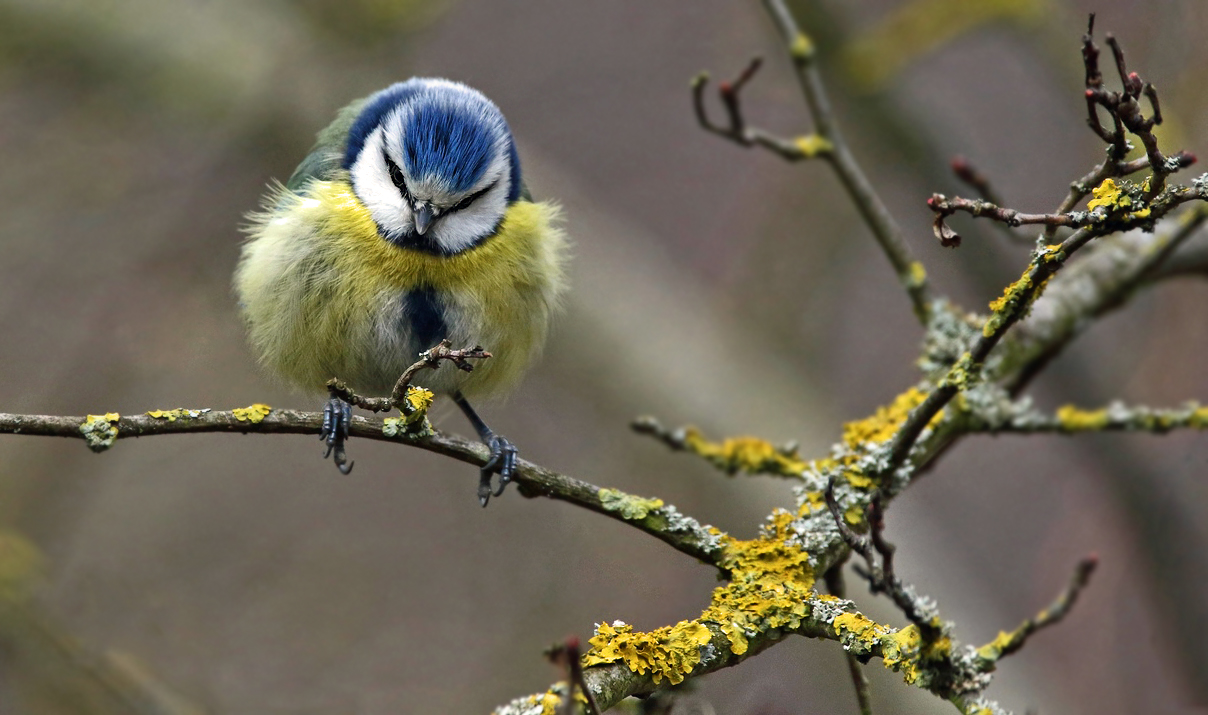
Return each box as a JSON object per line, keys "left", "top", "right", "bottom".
{"left": 477, "top": 471, "right": 493, "bottom": 507}
{"left": 478, "top": 434, "right": 518, "bottom": 501}
{"left": 482, "top": 451, "right": 503, "bottom": 472}
{"left": 493, "top": 447, "right": 516, "bottom": 497}
{"left": 321, "top": 396, "right": 355, "bottom": 475}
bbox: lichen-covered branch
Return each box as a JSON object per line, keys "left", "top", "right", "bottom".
{"left": 929, "top": 175, "right": 1204, "bottom": 248}
{"left": 3, "top": 11, "right": 1203, "bottom": 715}
{"left": 631, "top": 416, "right": 807, "bottom": 478}
{"left": 971, "top": 401, "right": 1208, "bottom": 435}
{"left": 0, "top": 407, "right": 727, "bottom": 567}
{"left": 498, "top": 512, "right": 997, "bottom": 715}
{"left": 1002, "top": 199, "right": 1208, "bottom": 394}
{"left": 1043, "top": 15, "right": 1197, "bottom": 241}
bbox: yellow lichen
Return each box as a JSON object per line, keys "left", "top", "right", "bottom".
{"left": 800, "top": 490, "right": 827, "bottom": 515}
{"left": 834, "top": 612, "right": 953, "bottom": 686}
{"left": 232, "top": 403, "right": 272, "bottom": 423}
{"left": 1055, "top": 405, "right": 1109, "bottom": 431}
{"left": 844, "top": 504, "right": 865, "bottom": 526}
{"left": 975, "top": 629, "right": 1017, "bottom": 662}
{"left": 146, "top": 408, "right": 209, "bottom": 421}
{"left": 1040, "top": 244, "right": 1066, "bottom": 263}
{"left": 535, "top": 693, "right": 557, "bottom": 715}
{"left": 984, "top": 269, "right": 1051, "bottom": 337}
{"left": 1092, "top": 179, "right": 1125, "bottom": 211}
{"left": 80, "top": 413, "right": 120, "bottom": 452}
{"left": 681, "top": 429, "right": 807, "bottom": 478}
{"left": 1087, "top": 178, "right": 1129, "bottom": 211}
{"left": 583, "top": 620, "right": 711, "bottom": 684}
{"left": 879, "top": 624, "right": 952, "bottom": 684}
{"left": 403, "top": 386, "right": 433, "bottom": 419}
{"left": 598, "top": 488, "right": 664, "bottom": 520}
{"left": 585, "top": 511, "right": 955, "bottom": 690}
{"left": 791, "top": 31, "right": 815, "bottom": 60}
{"left": 584, "top": 512, "right": 815, "bottom": 677}
{"left": 1191, "top": 407, "right": 1208, "bottom": 429}
{"left": 988, "top": 274, "right": 1030, "bottom": 314}
{"left": 794, "top": 133, "right": 833, "bottom": 157}
{"left": 907, "top": 261, "right": 927, "bottom": 289}
{"left": 846, "top": 473, "right": 874, "bottom": 489}
{"left": 795, "top": 387, "right": 943, "bottom": 518}
{"left": 841, "top": 387, "right": 936, "bottom": 448}
{"left": 384, "top": 386, "right": 435, "bottom": 436}
{"left": 833, "top": 611, "right": 890, "bottom": 641}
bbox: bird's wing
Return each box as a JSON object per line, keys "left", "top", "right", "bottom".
{"left": 284, "top": 97, "right": 371, "bottom": 192}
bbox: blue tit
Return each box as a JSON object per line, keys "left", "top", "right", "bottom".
{"left": 235, "top": 78, "right": 567, "bottom": 505}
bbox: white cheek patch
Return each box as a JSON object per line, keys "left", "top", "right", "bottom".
{"left": 429, "top": 180, "right": 510, "bottom": 253}
{"left": 349, "top": 125, "right": 413, "bottom": 238}
{"left": 425, "top": 142, "right": 511, "bottom": 253}
{"left": 349, "top": 103, "right": 515, "bottom": 254}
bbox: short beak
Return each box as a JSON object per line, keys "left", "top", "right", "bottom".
{"left": 413, "top": 203, "right": 434, "bottom": 235}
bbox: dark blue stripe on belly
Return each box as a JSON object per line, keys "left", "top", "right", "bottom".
{"left": 402, "top": 287, "right": 448, "bottom": 352}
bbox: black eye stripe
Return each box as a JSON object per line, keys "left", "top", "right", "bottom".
{"left": 382, "top": 149, "right": 411, "bottom": 200}
{"left": 446, "top": 180, "right": 498, "bottom": 216}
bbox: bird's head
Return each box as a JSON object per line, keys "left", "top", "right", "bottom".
{"left": 343, "top": 78, "right": 521, "bottom": 255}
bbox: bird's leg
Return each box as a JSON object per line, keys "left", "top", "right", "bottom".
{"left": 320, "top": 390, "right": 354, "bottom": 475}
{"left": 452, "top": 391, "right": 517, "bottom": 507}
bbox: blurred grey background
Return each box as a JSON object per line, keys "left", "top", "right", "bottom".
{"left": 0, "top": 1, "right": 1206, "bottom": 713}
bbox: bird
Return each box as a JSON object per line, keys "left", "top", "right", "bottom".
{"left": 235, "top": 78, "right": 566, "bottom": 506}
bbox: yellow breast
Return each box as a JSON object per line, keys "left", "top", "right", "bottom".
{"left": 236, "top": 178, "right": 567, "bottom": 398}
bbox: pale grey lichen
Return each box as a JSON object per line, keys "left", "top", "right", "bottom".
{"left": 657, "top": 504, "right": 725, "bottom": 553}
{"left": 811, "top": 594, "right": 855, "bottom": 625}
{"left": 382, "top": 415, "right": 432, "bottom": 438}
{"left": 80, "top": 413, "right": 119, "bottom": 453}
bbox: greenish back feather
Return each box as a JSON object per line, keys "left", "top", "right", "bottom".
{"left": 284, "top": 97, "right": 371, "bottom": 192}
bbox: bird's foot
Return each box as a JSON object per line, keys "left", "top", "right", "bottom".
{"left": 477, "top": 433, "right": 517, "bottom": 507}
{"left": 321, "top": 396, "right": 354, "bottom": 474}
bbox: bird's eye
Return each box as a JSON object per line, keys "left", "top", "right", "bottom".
{"left": 383, "top": 150, "right": 412, "bottom": 201}
{"left": 446, "top": 180, "right": 498, "bottom": 215}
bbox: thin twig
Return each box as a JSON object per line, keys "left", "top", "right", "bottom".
{"left": 692, "top": 60, "right": 833, "bottom": 162}
{"left": 824, "top": 480, "right": 939, "bottom": 639}
{"left": 949, "top": 156, "right": 1035, "bottom": 245}
{"left": 950, "top": 156, "right": 1003, "bottom": 207}
{"left": 1047, "top": 16, "right": 1198, "bottom": 239}
{"left": 326, "top": 340, "right": 491, "bottom": 413}
{"left": 547, "top": 638, "right": 602, "bottom": 715}
{"left": 974, "top": 556, "right": 1098, "bottom": 670}
{"left": 824, "top": 565, "right": 874, "bottom": 715}
{"left": 760, "top": 0, "right": 930, "bottom": 322}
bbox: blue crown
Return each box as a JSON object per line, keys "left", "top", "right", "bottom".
{"left": 342, "top": 79, "right": 522, "bottom": 201}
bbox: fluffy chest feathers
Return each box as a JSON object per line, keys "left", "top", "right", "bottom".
{"left": 236, "top": 178, "right": 565, "bottom": 397}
